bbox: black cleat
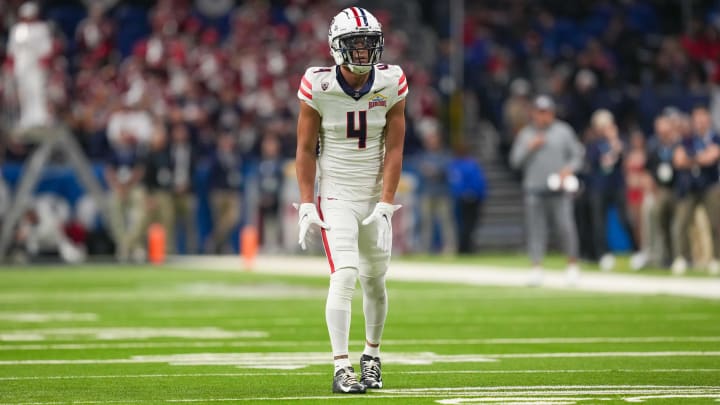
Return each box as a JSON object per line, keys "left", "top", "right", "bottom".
{"left": 360, "top": 354, "right": 383, "bottom": 389}
{"left": 332, "top": 366, "right": 366, "bottom": 394}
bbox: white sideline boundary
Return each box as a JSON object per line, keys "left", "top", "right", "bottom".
{"left": 170, "top": 255, "right": 720, "bottom": 300}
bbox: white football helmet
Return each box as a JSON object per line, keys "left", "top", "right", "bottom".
{"left": 328, "top": 7, "right": 383, "bottom": 74}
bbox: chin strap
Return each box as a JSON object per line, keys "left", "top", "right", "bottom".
{"left": 347, "top": 64, "right": 372, "bottom": 74}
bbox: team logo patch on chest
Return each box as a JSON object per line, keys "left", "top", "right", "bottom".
{"left": 368, "top": 94, "right": 387, "bottom": 109}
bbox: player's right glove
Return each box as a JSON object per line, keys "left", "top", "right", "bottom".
{"left": 293, "top": 203, "right": 330, "bottom": 250}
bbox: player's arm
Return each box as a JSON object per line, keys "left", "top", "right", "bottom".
{"left": 296, "top": 101, "right": 321, "bottom": 203}
{"left": 697, "top": 142, "right": 720, "bottom": 166}
{"left": 380, "top": 98, "right": 406, "bottom": 203}
{"left": 672, "top": 144, "right": 692, "bottom": 169}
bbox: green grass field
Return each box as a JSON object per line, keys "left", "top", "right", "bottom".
{"left": 1, "top": 262, "right": 719, "bottom": 404}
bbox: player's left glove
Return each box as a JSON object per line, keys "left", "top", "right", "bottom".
{"left": 361, "top": 202, "right": 402, "bottom": 252}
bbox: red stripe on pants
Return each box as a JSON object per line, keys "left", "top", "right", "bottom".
{"left": 317, "top": 196, "right": 335, "bottom": 273}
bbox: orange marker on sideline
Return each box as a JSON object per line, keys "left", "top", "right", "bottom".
{"left": 241, "top": 225, "right": 259, "bottom": 270}
{"left": 147, "top": 223, "right": 166, "bottom": 264}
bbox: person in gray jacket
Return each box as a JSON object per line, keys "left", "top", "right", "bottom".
{"left": 510, "top": 95, "right": 585, "bottom": 286}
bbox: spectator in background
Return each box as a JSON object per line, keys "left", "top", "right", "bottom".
{"left": 635, "top": 115, "right": 678, "bottom": 269}
{"left": 72, "top": 81, "right": 115, "bottom": 159}
{"left": 143, "top": 128, "right": 175, "bottom": 254}
{"left": 195, "top": 0, "right": 235, "bottom": 20}
{"left": 5, "top": 1, "right": 53, "bottom": 131}
{"left": 448, "top": 144, "right": 487, "bottom": 254}
{"left": 670, "top": 106, "right": 720, "bottom": 275}
{"left": 74, "top": 3, "right": 114, "bottom": 68}
{"left": 256, "top": 135, "right": 284, "bottom": 253}
{"left": 503, "top": 78, "right": 532, "bottom": 144}
{"left": 510, "top": 95, "right": 584, "bottom": 286}
{"left": 205, "top": 132, "right": 242, "bottom": 253}
{"left": 565, "top": 69, "right": 598, "bottom": 134}
{"left": 107, "top": 91, "right": 155, "bottom": 149}
{"left": 585, "top": 109, "right": 636, "bottom": 271}
{"left": 105, "top": 126, "right": 147, "bottom": 262}
{"left": 0, "top": 175, "right": 10, "bottom": 230}
{"left": 501, "top": 78, "right": 532, "bottom": 160}
{"left": 417, "top": 124, "right": 457, "bottom": 255}
{"left": 169, "top": 123, "right": 197, "bottom": 254}
{"left": 624, "top": 129, "right": 649, "bottom": 257}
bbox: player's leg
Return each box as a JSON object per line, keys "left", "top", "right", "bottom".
{"left": 671, "top": 194, "right": 696, "bottom": 274}
{"left": 525, "top": 193, "right": 548, "bottom": 285}
{"left": 318, "top": 197, "right": 366, "bottom": 393}
{"left": 702, "top": 185, "right": 720, "bottom": 274}
{"left": 551, "top": 193, "right": 580, "bottom": 282}
{"left": 357, "top": 200, "right": 391, "bottom": 388}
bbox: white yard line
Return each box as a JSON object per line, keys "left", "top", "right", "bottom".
{"left": 1, "top": 369, "right": 718, "bottom": 381}
{"left": 171, "top": 255, "right": 720, "bottom": 300}
{"left": 0, "top": 312, "right": 98, "bottom": 322}
{"left": 8, "top": 386, "right": 720, "bottom": 404}
{"left": 3, "top": 336, "right": 719, "bottom": 351}
{"left": 0, "top": 351, "right": 719, "bottom": 366}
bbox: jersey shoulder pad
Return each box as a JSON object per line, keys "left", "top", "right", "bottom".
{"left": 376, "top": 64, "right": 407, "bottom": 98}
{"left": 299, "top": 67, "right": 335, "bottom": 97}
{"left": 303, "top": 66, "right": 335, "bottom": 82}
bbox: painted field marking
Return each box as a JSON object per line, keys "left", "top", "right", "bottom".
{"left": 176, "top": 282, "right": 326, "bottom": 299}
{"left": 0, "top": 327, "right": 267, "bottom": 342}
{"left": 1, "top": 369, "right": 719, "bottom": 381}
{"left": 0, "top": 312, "right": 98, "bottom": 322}
{"left": 0, "top": 281, "right": 326, "bottom": 303}
{"left": 3, "top": 336, "right": 720, "bottom": 350}
{"left": 1, "top": 351, "right": 720, "bottom": 368}
{"left": 7, "top": 386, "right": 720, "bottom": 404}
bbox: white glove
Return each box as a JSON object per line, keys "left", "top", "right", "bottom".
{"left": 361, "top": 202, "right": 402, "bottom": 252}
{"left": 293, "top": 203, "right": 330, "bottom": 250}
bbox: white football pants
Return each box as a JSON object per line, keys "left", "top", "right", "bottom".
{"left": 318, "top": 197, "right": 390, "bottom": 358}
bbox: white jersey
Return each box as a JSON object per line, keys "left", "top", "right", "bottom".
{"left": 298, "top": 64, "right": 408, "bottom": 201}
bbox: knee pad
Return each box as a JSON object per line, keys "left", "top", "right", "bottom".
{"left": 359, "top": 274, "right": 386, "bottom": 300}
{"left": 327, "top": 268, "right": 358, "bottom": 309}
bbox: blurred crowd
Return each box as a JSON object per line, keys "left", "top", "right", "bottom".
{"left": 0, "top": 0, "right": 483, "bottom": 261}
{"left": 0, "top": 0, "right": 719, "bottom": 269}
{"left": 476, "top": 0, "right": 720, "bottom": 274}
{"left": 512, "top": 96, "right": 720, "bottom": 277}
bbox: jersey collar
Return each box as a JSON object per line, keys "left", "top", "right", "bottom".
{"left": 335, "top": 65, "right": 375, "bottom": 101}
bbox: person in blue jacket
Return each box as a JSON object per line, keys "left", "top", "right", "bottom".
{"left": 448, "top": 144, "right": 487, "bottom": 254}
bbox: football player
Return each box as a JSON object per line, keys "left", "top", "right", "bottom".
{"left": 295, "top": 7, "right": 408, "bottom": 394}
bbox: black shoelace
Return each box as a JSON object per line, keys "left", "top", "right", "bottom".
{"left": 361, "top": 359, "right": 380, "bottom": 381}
{"left": 340, "top": 368, "right": 360, "bottom": 385}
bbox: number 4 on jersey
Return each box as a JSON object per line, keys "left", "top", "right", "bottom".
{"left": 346, "top": 110, "right": 367, "bottom": 149}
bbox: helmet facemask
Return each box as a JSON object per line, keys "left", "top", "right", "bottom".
{"left": 333, "top": 32, "right": 383, "bottom": 74}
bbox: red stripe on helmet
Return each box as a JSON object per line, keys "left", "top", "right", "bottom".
{"left": 349, "top": 7, "right": 363, "bottom": 27}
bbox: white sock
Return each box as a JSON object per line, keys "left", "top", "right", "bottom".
{"left": 326, "top": 269, "right": 357, "bottom": 368}
{"left": 333, "top": 357, "right": 352, "bottom": 372}
{"left": 363, "top": 343, "right": 380, "bottom": 358}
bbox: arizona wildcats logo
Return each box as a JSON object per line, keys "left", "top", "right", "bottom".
{"left": 369, "top": 94, "right": 387, "bottom": 109}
